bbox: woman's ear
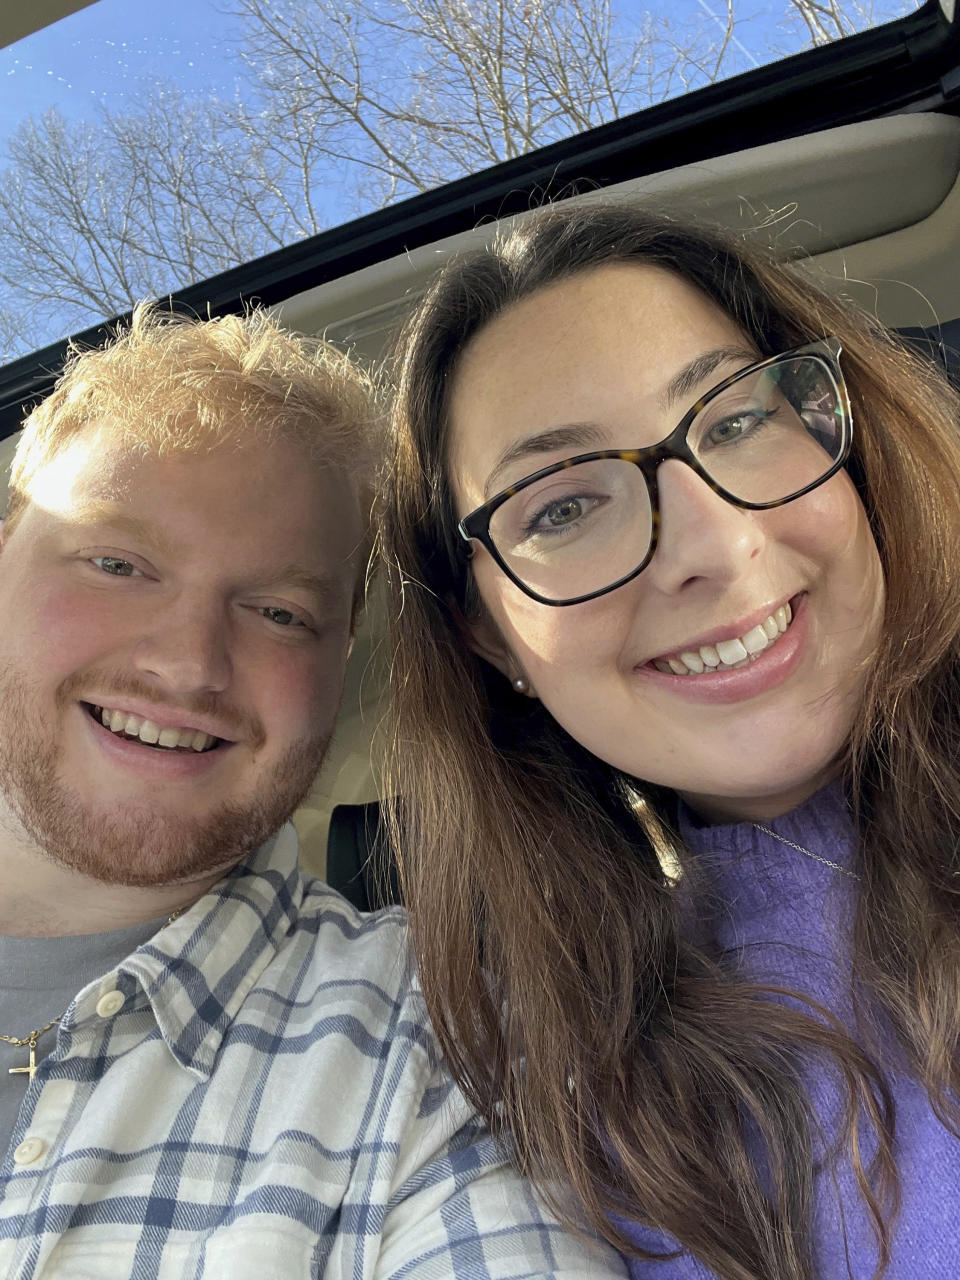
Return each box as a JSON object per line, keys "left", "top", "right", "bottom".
{"left": 461, "top": 608, "right": 513, "bottom": 680}
{"left": 452, "top": 602, "right": 536, "bottom": 697}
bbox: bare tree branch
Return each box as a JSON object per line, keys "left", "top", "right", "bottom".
{"left": 0, "top": 0, "right": 915, "bottom": 358}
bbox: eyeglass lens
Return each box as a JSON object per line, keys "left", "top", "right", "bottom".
{"left": 487, "top": 355, "right": 845, "bottom": 602}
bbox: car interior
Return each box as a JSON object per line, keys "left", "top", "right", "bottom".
{"left": 0, "top": 0, "right": 957, "bottom": 909}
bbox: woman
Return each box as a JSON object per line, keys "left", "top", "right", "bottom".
{"left": 380, "top": 202, "right": 960, "bottom": 1279}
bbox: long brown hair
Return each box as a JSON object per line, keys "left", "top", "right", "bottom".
{"left": 380, "top": 204, "right": 960, "bottom": 1279}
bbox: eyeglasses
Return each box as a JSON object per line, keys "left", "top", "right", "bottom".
{"left": 457, "top": 339, "right": 852, "bottom": 606}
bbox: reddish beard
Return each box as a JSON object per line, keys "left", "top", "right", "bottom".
{"left": 0, "top": 667, "right": 330, "bottom": 886}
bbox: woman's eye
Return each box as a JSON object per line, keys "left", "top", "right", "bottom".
{"left": 543, "top": 498, "right": 584, "bottom": 526}
{"left": 259, "top": 606, "right": 305, "bottom": 628}
{"left": 706, "top": 408, "right": 773, "bottom": 445}
{"left": 91, "top": 556, "right": 141, "bottom": 577}
{"left": 525, "top": 494, "right": 596, "bottom": 535}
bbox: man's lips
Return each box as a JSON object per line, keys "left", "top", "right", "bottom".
{"left": 81, "top": 703, "right": 232, "bottom": 777}
{"left": 84, "top": 703, "right": 222, "bottom": 753}
{"left": 78, "top": 695, "right": 237, "bottom": 744}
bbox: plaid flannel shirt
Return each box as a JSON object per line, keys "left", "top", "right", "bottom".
{"left": 0, "top": 824, "right": 626, "bottom": 1279}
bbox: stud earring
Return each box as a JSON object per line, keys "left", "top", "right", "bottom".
{"left": 512, "top": 676, "right": 529, "bottom": 694}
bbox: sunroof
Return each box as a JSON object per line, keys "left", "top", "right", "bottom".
{"left": 0, "top": 0, "right": 925, "bottom": 363}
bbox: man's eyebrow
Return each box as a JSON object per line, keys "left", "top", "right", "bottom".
{"left": 660, "top": 346, "right": 759, "bottom": 411}
{"left": 484, "top": 424, "right": 608, "bottom": 499}
{"left": 248, "top": 564, "right": 347, "bottom": 607}
{"left": 68, "top": 505, "right": 174, "bottom": 556}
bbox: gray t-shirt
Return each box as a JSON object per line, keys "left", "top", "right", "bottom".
{"left": 0, "top": 917, "right": 165, "bottom": 1154}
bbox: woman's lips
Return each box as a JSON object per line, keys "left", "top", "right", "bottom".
{"left": 635, "top": 595, "right": 808, "bottom": 705}
{"left": 651, "top": 601, "right": 793, "bottom": 675}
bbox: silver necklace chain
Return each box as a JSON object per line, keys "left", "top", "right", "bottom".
{"left": 753, "top": 823, "right": 861, "bottom": 882}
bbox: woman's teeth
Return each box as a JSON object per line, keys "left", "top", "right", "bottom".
{"left": 653, "top": 603, "right": 793, "bottom": 676}
{"left": 92, "top": 705, "right": 217, "bottom": 752}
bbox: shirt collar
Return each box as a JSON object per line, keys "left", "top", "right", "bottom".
{"left": 115, "top": 821, "right": 303, "bottom": 1080}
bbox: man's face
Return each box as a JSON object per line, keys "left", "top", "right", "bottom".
{"left": 0, "top": 421, "right": 363, "bottom": 886}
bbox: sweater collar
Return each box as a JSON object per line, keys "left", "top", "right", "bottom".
{"left": 676, "top": 779, "right": 857, "bottom": 896}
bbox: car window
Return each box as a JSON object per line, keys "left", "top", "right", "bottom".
{"left": 0, "top": 0, "right": 921, "bottom": 364}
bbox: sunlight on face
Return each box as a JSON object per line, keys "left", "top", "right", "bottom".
{"left": 21, "top": 432, "right": 101, "bottom": 517}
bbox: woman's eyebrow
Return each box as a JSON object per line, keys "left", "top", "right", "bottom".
{"left": 482, "top": 346, "right": 760, "bottom": 498}
{"left": 660, "top": 346, "right": 759, "bottom": 410}
{"left": 485, "top": 423, "right": 607, "bottom": 498}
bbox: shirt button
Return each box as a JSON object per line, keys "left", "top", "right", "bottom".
{"left": 96, "top": 990, "right": 125, "bottom": 1018}
{"left": 13, "top": 1137, "right": 46, "bottom": 1165}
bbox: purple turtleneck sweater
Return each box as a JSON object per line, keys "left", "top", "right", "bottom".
{"left": 617, "top": 784, "right": 960, "bottom": 1278}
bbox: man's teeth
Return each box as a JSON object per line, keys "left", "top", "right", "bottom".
{"left": 654, "top": 603, "right": 793, "bottom": 676}
{"left": 95, "top": 706, "right": 215, "bottom": 751}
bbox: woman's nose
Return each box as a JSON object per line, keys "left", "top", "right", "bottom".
{"left": 641, "top": 458, "right": 765, "bottom": 596}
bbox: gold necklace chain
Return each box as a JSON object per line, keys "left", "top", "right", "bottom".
{"left": 754, "top": 823, "right": 861, "bottom": 882}
{"left": 0, "top": 1020, "right": 61, "bottom": 1051}
{"left": 1, "top": 906, "right": 186, "bottom": 1082}
{"left": 0, "top": 1021, "right": 62, "bottom": 1080}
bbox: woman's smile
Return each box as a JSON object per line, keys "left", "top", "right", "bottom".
{"left": 635, "top": 594, "right": 806, "bottom": 706}
{"left": 646, "top": 597, "right": 794, "bottom": 675}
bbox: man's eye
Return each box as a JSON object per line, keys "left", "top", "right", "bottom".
{"left": 91, "top": 557, "right": 141, "bottom": 577}
{"left": 260, "top": 606, "right": 305, "bottom": 628}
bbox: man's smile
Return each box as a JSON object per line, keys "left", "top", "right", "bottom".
{"left": 85, "top": 703, "right": 221, "bottom": 752}
{"left": 78, "top": 700, "right": 235, "bottom": 781}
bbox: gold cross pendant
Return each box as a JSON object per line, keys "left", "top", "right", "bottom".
{"left": 8, "top": 1033, "right": 39, "bottom": 1081}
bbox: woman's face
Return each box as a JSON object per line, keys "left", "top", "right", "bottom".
{"left": 447, "top": 263, "right": 885, "bottom": 822}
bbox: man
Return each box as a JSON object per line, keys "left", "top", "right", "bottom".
{"left": 0, "top": 308, "right": 624, "bottom": 1278}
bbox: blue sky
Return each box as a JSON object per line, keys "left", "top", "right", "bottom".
{"left": 0, "top": 0, "right": 243, "bottom": 136}
{"left": 0, "top": 0, "right": 920, "bottom": 141}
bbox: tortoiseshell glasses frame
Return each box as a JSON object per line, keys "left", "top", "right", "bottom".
{"left": 456, "top": 339, "right": 852, "bottom": 607}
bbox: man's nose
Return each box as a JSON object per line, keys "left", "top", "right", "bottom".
{"left": 131, "top": 594, "right": 232, "bottom": 696}
{"left": 641, "top": 458, "right": 765, "bottom": 596}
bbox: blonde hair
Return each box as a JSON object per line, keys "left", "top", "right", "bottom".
{"left": 7, "top": 304, "right": 380, "bottom": 589}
